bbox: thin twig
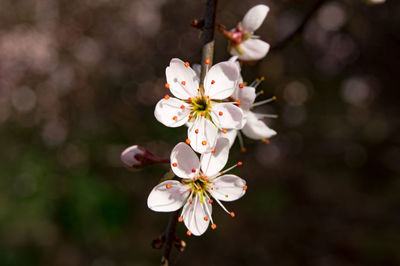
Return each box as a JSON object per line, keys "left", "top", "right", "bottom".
{"left": 271, "top": 0, "right": 326, "bottom": 50}
{"left": 161, "top": 210, "right": 179, "bottom": 266}
{"left": 200, "top": 0, "right": 218, "bottom": 86}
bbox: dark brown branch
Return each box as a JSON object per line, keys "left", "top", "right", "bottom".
{"left": 271, "top": 0, "right": 327, "bottom": 50}
{"left": 161, "top": 210, "right": 179, "bottom": 266}
{"left": 200, "top": 0, "right": 218, "bottom": 85}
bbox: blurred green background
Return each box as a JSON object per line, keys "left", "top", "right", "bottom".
{"left": 0, "top": 0, "right": 399, "bottom": 265}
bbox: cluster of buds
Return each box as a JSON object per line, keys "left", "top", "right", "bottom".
{"left": 122, "top": 4, "right": 277, "bottom": 237}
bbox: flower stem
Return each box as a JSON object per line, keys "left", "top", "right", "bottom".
{"left": 161, "top": 210, "right": 179, "bottom": 266}
{"left": 200, "top": 0, "right": 218, "bottom": 87}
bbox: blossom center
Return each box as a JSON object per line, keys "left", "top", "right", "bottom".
{"left": 190, "top": 95, "right": 212, "bottom": 120}
{"left": 183, "top": 175, "right": 210, "bottom": 202}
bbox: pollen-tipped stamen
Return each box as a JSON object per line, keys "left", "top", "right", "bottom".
{"left": 237, "top": 130, "right": 246, "bottom": 153}
{"left": 211, "top": 161, "right": 241, "bottom": 178}
{"left": 202, "top": 196, "right": 214, "bottom": 225}
{"left": 255, "top": 90, "right": 264, "bottom": 97}
{"left": 251, "top": 96, "right": 277, "bottom": 108}
{"left": 249, "top": 77, "right": 264, "bottom": 89}
{"left": 260, "top": 114, "right": 279, "bottom": 119}
{"left": 213, "top": 197, "right": 234, "bottom": 217}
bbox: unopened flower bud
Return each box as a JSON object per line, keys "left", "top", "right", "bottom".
{"left": 121, "top": 145, "right": 168, "bottom": 168}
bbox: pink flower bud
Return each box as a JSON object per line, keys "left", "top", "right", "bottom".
{"left": 121, "top": 145, "right": 168, "bottom": 168}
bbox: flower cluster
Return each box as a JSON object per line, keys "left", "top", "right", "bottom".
{"left": 221, "top": 5, "right": 271, "bottom": 61}
{"left": 122, "top": 4, "right": 276, "bottom": 237}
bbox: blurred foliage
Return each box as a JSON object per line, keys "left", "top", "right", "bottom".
{"left": 0, "top": 0, "right": 399, "bottom": 265}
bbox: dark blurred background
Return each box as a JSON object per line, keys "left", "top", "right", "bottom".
{"left": 0, "top": 0, "right": 399, "bottom": 265}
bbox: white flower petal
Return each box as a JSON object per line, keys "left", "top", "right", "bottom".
{"left": 209, "top": 174, "right": 246, "bottom": 202}
{"left": 188, "top": 117, "right": 218, "bottom": 154}
{"left": 241, "top": 111, "right": 277, "bottom": 139}
{"left": 218, "top": 129, "right": 237, "bottom": 148}
{"left": 231, "top": 39, "right": 270, "bottom": 61}
{"left": 170, "top": 142, "right": 200, "bottom": 179}
{"left": 182, "top": 193, "right": 212, "bottom": 236}
{"left": 241, "top": 4, "right": 269, "bottom": 33}
{"left": 192, "top": 63, "right": 201, "bottom": 79}
{"left": 154, "top": 97, "right": 191, "bottom": 128}
{"left": 166, "top": 58, "right": 199, "bottom": 99}
{"left": 211, "top": 103, "right": 245, "bottom": 129}
{"left": 147, "top": 180, "right": 190, "bottom": 212}
{"left": 231, "top": 86, "right": 256, "bottom": 111}
{"left": 200, "top": 138, "right": 230, "bottom": 177}
{"left": 228, "top": 56, "right": 242, "bottom": 76}
{"left": 204, "top": 61, "right": 240, "bottom": 100}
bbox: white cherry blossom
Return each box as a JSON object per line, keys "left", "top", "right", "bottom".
{"left": 147, "top": 139, "right": 247, "bottom": 236}
{"left": 222, "top": 5, "right": 270, "bottom": 61}
{"left": 155, "top": 58, "right": 245, "bottom": 153}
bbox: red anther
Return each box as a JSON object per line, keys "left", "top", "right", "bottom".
{"left": 164, "top": 95, "right": 170, "bottom": 100}
{"left": 180, "top": 105, "right": 185, "bottom": 109}
{"left": 173, "top": 116, "right": 178, "bottom": 121}
{"left": 239, "top": 83, "right": 244, "bottom": 88}
{"left": 186, "top": 230, "right": 192, "bottom": 236}
{"left": 189, "top": 200, "right": 193, "bottom": 204}
{"left": 181, "top": 81, "right": 186, "bottom": 85}
{"left": 201, "top": 113, "right": 205, "bottom": 117}
{"left": 186, "top": 139, "right": 191, "bottom": 145}
{"left": 241, "top": 147, "right": 247, "bottom": 153}
{"left": 178, "top": 217, "right": 183, "bottom": 222}
{"left": 218, "top": 111, "right": 223, "bottom": 116}
{"left": 205, "top": 59, "right": 210, "bottom": 64}
{"left": 211, "top": 224, "right": 216, "bottom": 230}
{"left": 172, "top": 162, "right": 178, "bottom": 167}
{"left": 191, "top": 168, "right": 196, "bottom": 173}
{"left": 166, "top": 183, "right": 172, "bottom": 189}
{"left": 195, "top": 129, "right": 199, "bottom": 134}
{"left": 204, "top": 217, "right": 209, "bottom": 221}
{"left": 188, "top": 115, "right": 194, "bottom": 119}
{"left": 202, "top": 141, "right": 207, "bottom": 146}
{"left": 165, "top": 83, "right": 170, "bottom": 89}
{"left": 237, "top": 100, "right": 242, "bottom": 106}
{"left": 211, "top": 80, "right": 215, "bottom": 84}
{"left": 184, "top": 62, "right": 190, "bottom": 67}
{"left": 209, "top": 199, "right": 213, "bottom": 204}
{"left": 222, "top": 129, "right": 227, "bottom": 134}
{"left": 243, "top": 185, "right": 248, "bottom": 190}
{"left": 188, "top": 97, "right": 192, "bottom": 102}
{"left": 237, "top": 161, "right": 243, "bottom": 166}
{"left": 212, "top": 148, "right": 216, "bottom": 153}
{"left": 230, "top": 212, "right": 235, "bottom": 218}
